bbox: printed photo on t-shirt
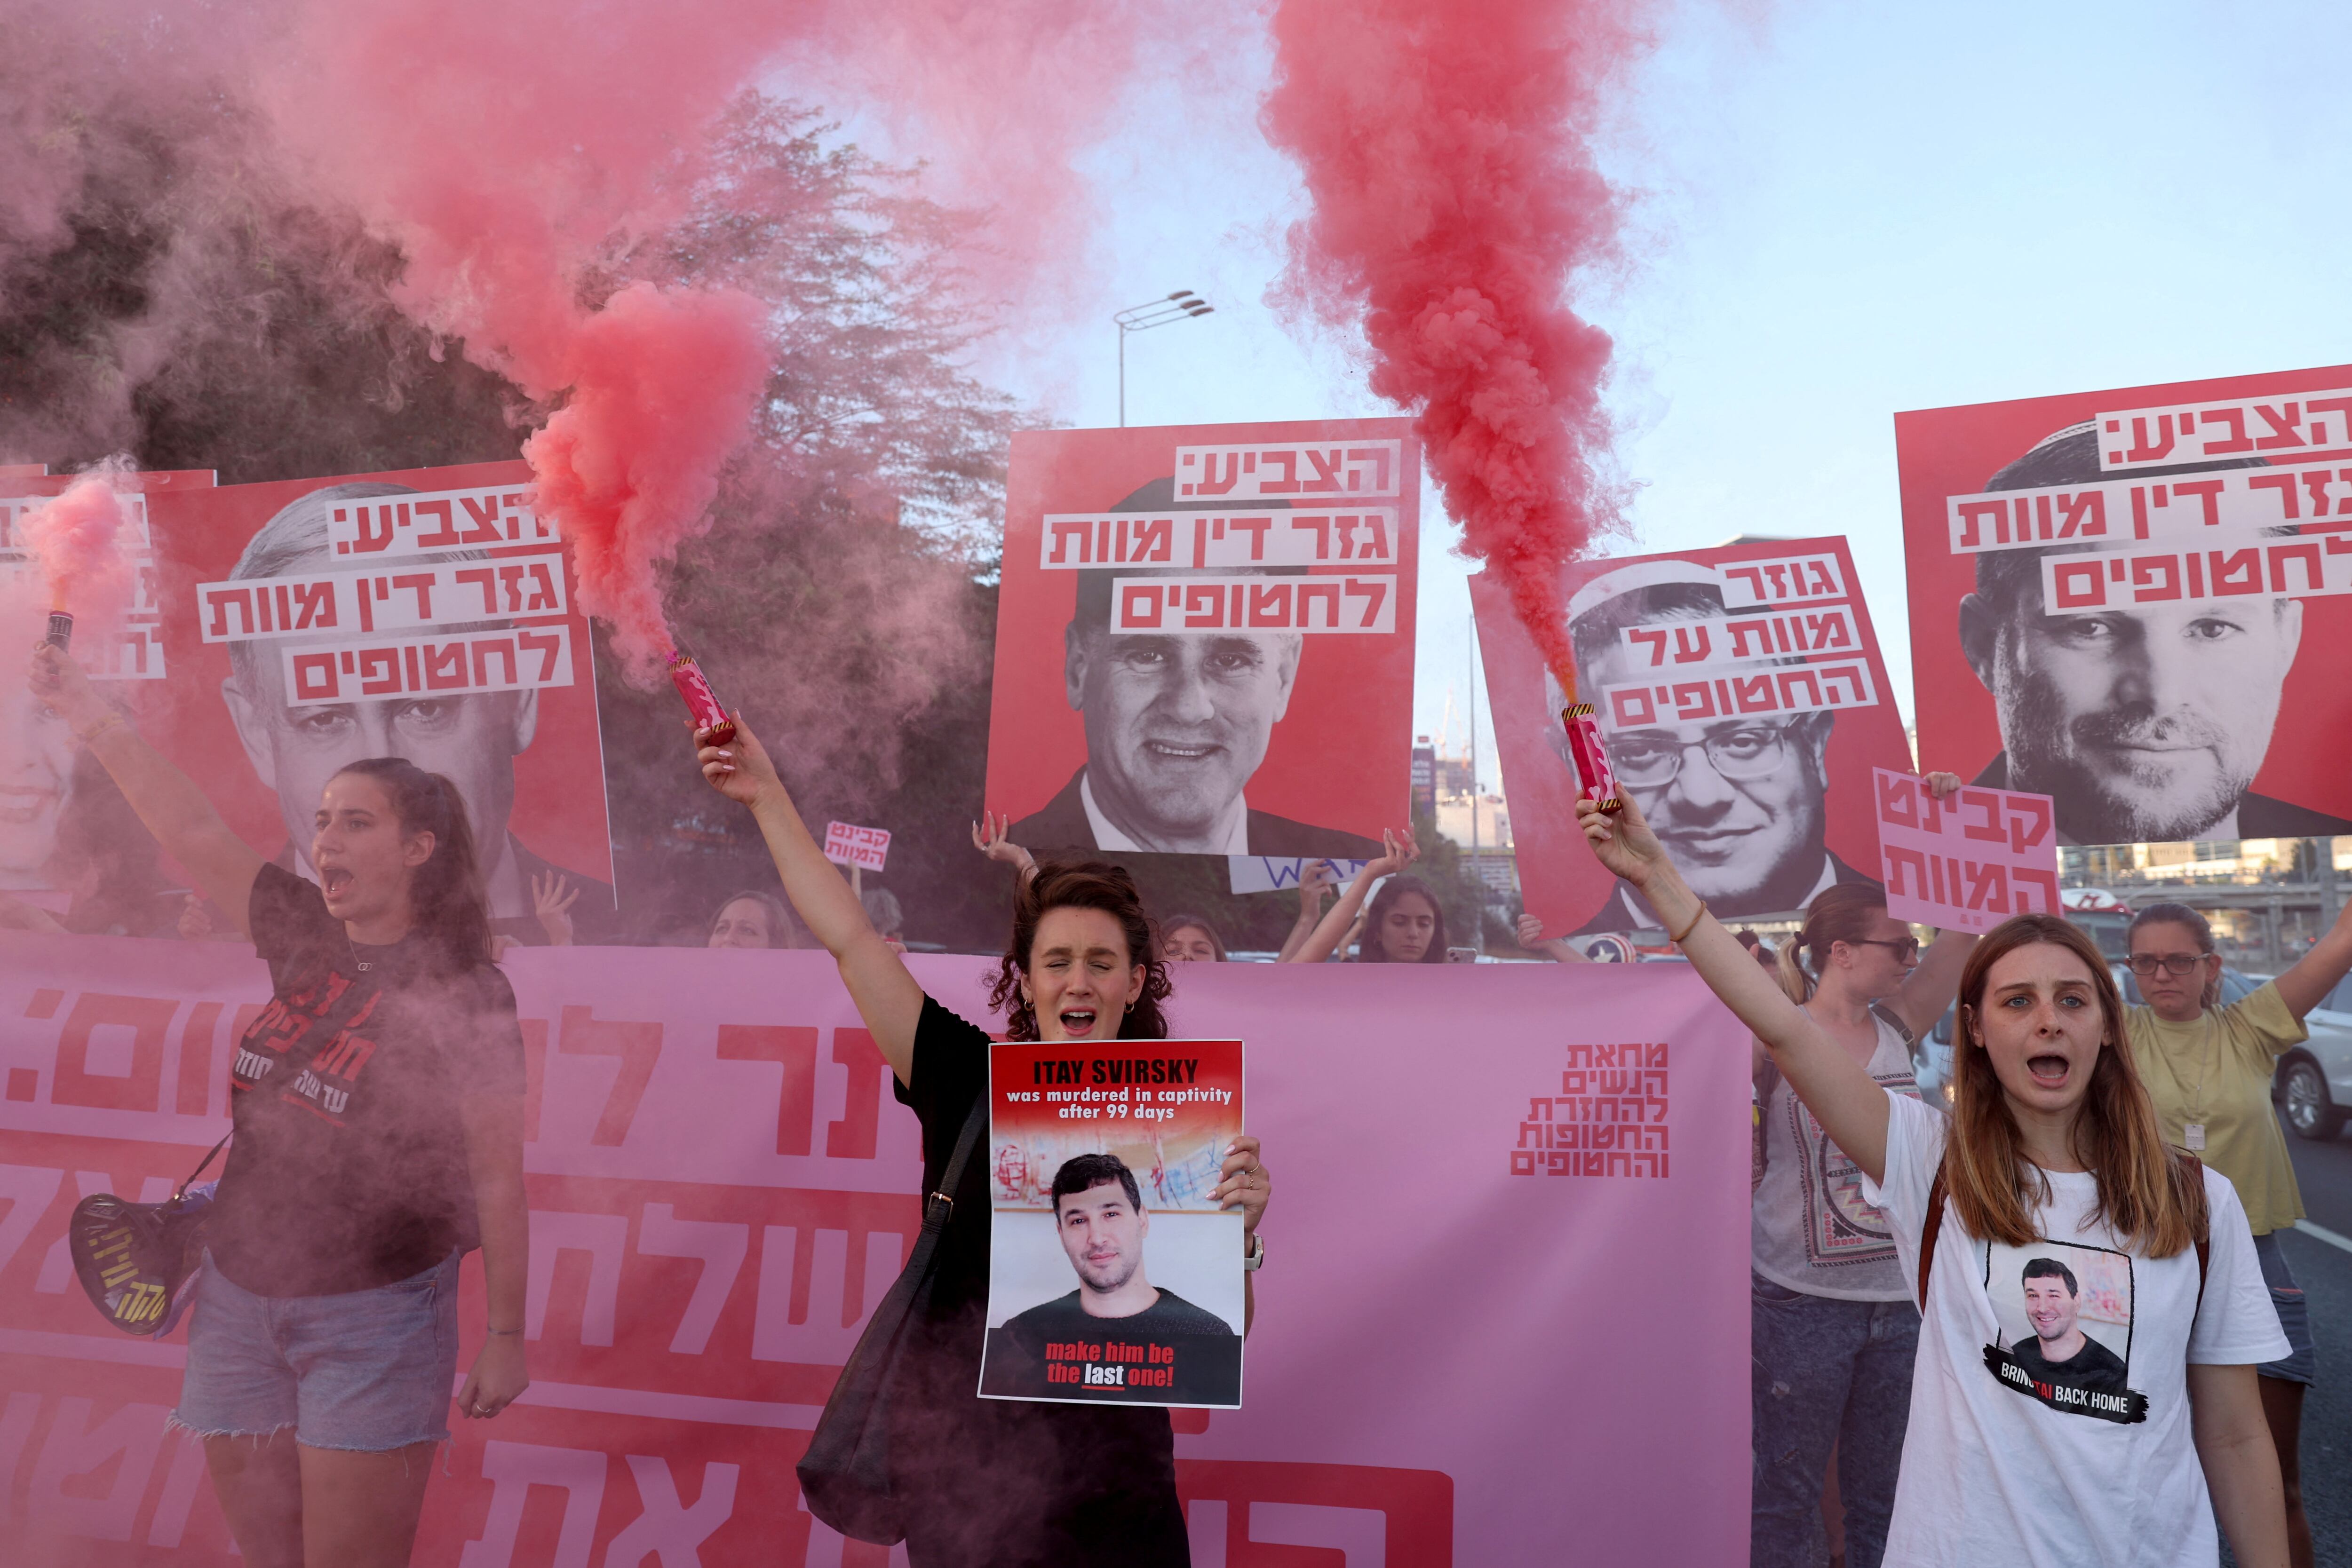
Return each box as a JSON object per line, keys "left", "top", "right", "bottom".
{"left": 1980, "top": 1237, "right": 2147, "bottom": 1424}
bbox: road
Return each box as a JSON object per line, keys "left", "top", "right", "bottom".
{"left": 2282, "top": 1119, "right": 2352, "bottom": 1566}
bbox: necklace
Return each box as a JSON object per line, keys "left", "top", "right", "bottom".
{"left": 346, "top": 933, "right": 374, "bottom": 974}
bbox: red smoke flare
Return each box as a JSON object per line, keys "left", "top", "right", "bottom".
{"left": 1262, "top": 0, "right": 1641, "bottom": 697}
{"left": 17, "top": 472, "right": 138, "bottom": 622}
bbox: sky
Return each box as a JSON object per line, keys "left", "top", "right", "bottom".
{"left": 826, "top": 0, "right": 2352, "bottom": 805}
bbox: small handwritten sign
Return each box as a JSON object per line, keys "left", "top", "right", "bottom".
{"left": 1873, "top": 769, "right": 2059, "bottom": 932}
{"left": 824, "top": 821, "right": 891, "bottom": 872}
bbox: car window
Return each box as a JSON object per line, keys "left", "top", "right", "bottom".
{"left": 2218, "top": 968, "right": 2258, "bottom": 1006}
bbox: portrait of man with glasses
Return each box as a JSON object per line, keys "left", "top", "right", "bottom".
{"left": 1554, "top": 561, "right": 1880, "bottom": 936}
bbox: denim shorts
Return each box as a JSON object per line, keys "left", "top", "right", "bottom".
{"left": 2252, "top": 1230, "right": 2316, "bottom": 1387}
{"left": 173, "top": 1250, "right": 461, "bottom": 1451}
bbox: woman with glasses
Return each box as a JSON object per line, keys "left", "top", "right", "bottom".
{"left": 1746, "top": 775, "right": 1972, "bottom": 1568}
{"left": 2122, "top": 898, "right": 2352, "bottom": 1568}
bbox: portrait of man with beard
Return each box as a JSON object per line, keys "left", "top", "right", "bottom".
{"left": 1956, "top": 422, "right": 2352, "bottom": 845}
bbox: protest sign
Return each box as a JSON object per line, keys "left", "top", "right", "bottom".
{"left": 0, "top": 944, "right": 1748, "bottom": 1566}
{"left": 1896, "top": 364, "right": 2352, "bottom": 847}
{"left": 1474, "top": 537, "right": 1915, "bottom": 938}
{"left": 984, "top": 420, "right": 1418, "bottom": 859}
{"left": 1872, "top": 768, "right": 2061, "bottom": 933}
{"left": 979, "top": 1038, "right": 1244, "bottom": 1408}
{"left": 26, "top": 463, "right": 616, "bottom": 945}
{"left": 1225, "top": 855, "right": 1371, "bottom": 895}
{"left": 821, "top": 821, "right": 891, "bottom": 871}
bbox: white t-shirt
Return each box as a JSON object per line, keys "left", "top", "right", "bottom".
{"left": 1862, "top": 1091, "right": 2287, "bottom": 1568}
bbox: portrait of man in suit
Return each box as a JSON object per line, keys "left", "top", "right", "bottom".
{"left": 1956, "top": 423, "right": 2351, "bottom": 846}
{"left": 1011, "top": 480, "right": 1382, "bottom": 860}
{"left": 219, "top": 480, "right": 615, "bottom": 944}
{"left": 1561, "top": 559, "right": 1872, "bottom": 935}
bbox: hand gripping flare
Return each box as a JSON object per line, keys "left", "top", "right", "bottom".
{"left": 667, "top": 649, "right": 736, "bottom": 746}
{"left": 1557, "top": 664, "right": 1621, "bottom": 814}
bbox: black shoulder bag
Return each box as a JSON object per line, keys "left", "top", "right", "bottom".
{"left": 797, "top": 1094, "right": 988, "bottom": 1544}
{"left": 69, "top": 1133, "right": 230, "bottom": 1338}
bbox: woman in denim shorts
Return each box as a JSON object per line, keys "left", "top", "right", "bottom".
{"left": 40, "top": 646, "right": 530, "bottom": 1568}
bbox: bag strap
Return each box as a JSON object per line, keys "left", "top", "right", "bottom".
{"left": 173, "top": 1135, "right": 231, "bottom": 1202}
{"left": 926, "top": 1096, "right": 989, "bottom": 1233}
{"left": 1918, "top": 1150, "right": 2213, "bottom": 1311}
{"left": 1918, "top": 1156, "right": 1949, "bottom": 1308}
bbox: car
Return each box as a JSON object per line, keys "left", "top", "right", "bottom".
{"left": 2279, "top": 972, "right": 2352, "bottom": 1141}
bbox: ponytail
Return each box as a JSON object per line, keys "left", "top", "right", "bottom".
{"left": 1778, "top": 882, "right": 1891, "bottom": 1006}
{"left": 331, "top": 758, "right": 494, "bottom": 972}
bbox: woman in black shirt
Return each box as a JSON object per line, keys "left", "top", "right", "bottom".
{"left": 695, "top": 718, "right": 1272, "bottom": 1568}
{"left": 34, "top": 645, "right": 529, "bottom": 1568}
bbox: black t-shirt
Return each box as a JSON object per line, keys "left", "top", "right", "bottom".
{"left": 207, "top": 864, "right": 526, "bottom": 1298}
{"left": 1005, "top": 1288, "right": 1238, "bottom": 1340}
{"left": 889, "top": 997, "right": 1188, "bottom": 1568}
{"left": 2008, "top": 1330, "right": 2131, "bottom": 1394}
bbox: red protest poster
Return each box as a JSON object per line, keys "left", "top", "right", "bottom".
{"left": 70, "top": 462, "right": 616, "bottom": 942}
{"left": 1896, "top": 364, "right": 2352, "bottom": 847}
{"left": 983, "top": 420, "right": 1416, "bottom": 858}
{"left": 1872, "top": 768, "right": 2061, "bottom": 933}
{"left": 980, "top": 1038, "right": 1244, "bottom": 1408}
{"left": 1475, "top": 538, "right": 1914, "bottom": 937}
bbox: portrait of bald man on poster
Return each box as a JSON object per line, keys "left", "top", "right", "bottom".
{"left": 985, "top": 421, "right": 1419, "bottom": 861}
{"left": 169, "top": 468, "right": 621, "bottom": 944}
{"left": 1898, "top": 369, "right": 2352, "bottom": 848}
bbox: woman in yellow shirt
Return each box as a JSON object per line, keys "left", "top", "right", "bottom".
{"left": 2124, "top": 898, "right": 2352, "bottom": 1568}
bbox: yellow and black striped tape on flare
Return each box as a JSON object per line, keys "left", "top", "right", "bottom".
{"left": 1561, "top": 702, "right": 1595, "bottom": 720}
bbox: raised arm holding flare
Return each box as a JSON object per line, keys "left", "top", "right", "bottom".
{"left": 1576, "top": 785, "right": 2289, "bottom": 1568}
{"left": 694, "top": 713, "right": 1272, "bottom": 1563}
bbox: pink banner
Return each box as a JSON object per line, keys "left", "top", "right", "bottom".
{"left": 0, "top": 940, "right": 1749, "bottom": 1566}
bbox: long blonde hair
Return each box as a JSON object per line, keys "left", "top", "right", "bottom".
{"left": 1947, "top": 914, "right": 2204, "bottom": 1256}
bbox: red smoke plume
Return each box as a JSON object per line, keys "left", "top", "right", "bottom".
{"left": 17, "top": 471, "right": 138, "bottom": 623}
{"left": 1262, "top": 0, "right": 1643, "bottom": 696}
{"left": 253, "top": 0, "right": 1183, "bottom": 683}
{"left": 257, "top": 0, "right": 817, "bottom": 683}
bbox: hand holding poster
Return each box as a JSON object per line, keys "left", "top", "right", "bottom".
{"left": 1226, "top": 855, "right": 1371, "bottom": 895}
{"left": 1873, "top": 768, "right": 2061, "bottom": 933}
{"left": 1896, "top": 364, "right": 2352, "bottom": 846}
{"left": 821, "top": 820, "right": 890, "bottom": 871}
{"left": 979, "top": 1038, "right": 1245, "bottom": 1408}
{"left": 1475, "top": 538, "right": 1915, "bottom": 937}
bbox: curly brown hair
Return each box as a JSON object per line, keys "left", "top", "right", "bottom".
{"left": 986, "top": 861, "right": 1174, "bottom": 1041}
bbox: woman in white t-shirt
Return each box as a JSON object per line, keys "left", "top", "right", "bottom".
{"left": 1580, "top": 791, "right": 2290, "bottom": 1568}
{"left": 1750, "top": 878, "right": 1974, "bottom": 1568}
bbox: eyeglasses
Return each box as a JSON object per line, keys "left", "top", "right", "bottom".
{"left": 2128, "top": 953, "right": 2210, "bottom": 976}
{"left": 1850, "top": 937, "right": 1921, "bottom": 961}
{"left": 1607, "top": 725, "right": 1796, "bottom": 788}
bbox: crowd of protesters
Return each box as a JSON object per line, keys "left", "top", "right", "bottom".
{"left": 19, "top": 621, "right": 2345, "bottom": 1568}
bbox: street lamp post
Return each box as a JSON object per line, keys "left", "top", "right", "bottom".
{"left": 1114, "top": 291, "right": 1215, "bottom": 427}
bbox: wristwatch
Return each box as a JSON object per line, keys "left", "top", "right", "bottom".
{"left": 1242, "top": 1232, "right": 1265, "bottom": 1272}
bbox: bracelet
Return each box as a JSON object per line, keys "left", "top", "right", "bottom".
{"left": 1667, "top": 900, "right": 1710, "bottom": 945}
{"left": 74, "top": 712, "right": 124, "bottom": 745}
{"left": 486, "top": 1326, "right": 524, "bottom": 1337}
